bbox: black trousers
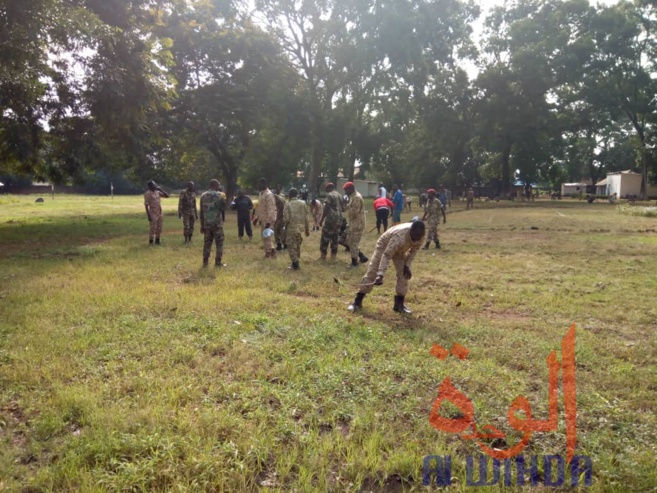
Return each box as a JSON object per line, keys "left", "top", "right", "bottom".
{"left": 376, "top": 208, "right": 389, "bottom": 231}
{"left": 238, "top": 216, "right": 252, "bottom": 238}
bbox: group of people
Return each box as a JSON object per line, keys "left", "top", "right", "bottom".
{"left": 143, "top": 179, "right": 452, "bottom": 313}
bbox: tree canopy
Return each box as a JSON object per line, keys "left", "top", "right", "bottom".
{"left": 1, "top": 0, "right": 655, "bottom": 196}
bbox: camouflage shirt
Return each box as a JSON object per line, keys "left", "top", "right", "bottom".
{"left": 424, "top": 198, "right": 443, "bottom": 224}
{"left": 375, "top": 223, "right": 425, "bottom": 276}
{"left": 274, "top": 193, "right": 286, "bottom": 220}
{"left": 258, "top": 189, "right": 277, "bottom": 226}
{"left": 144, "top": 190, "right": 164, "bottom": 215}
{"left": 346, "top": 191, "right": 365, "bottom": 231}
{"left": 283, "top": 198, "right": 309, "bottom": 235}
{"left": 178, "top": 191, "right": 197, "bottom": 216}
{"left": 199, "top": 190, "right": 226, "bottom": 228}
{"left": 323, "top": 190, "right": 344, "bottom": 226}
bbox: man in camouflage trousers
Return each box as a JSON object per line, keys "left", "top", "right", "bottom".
{"left": 343, "top": 181, "right": 368, "bottom": 267}
{"left": 421, "top": 188, "right": 446, "bottom": 249}
{"left": 257, "top": 178, "right": 278, "bottom": 258}
{"left": 283, "top": 188, "right": 310, "bottom": 270}
{"left": 274, "top": 184, "right": 287, "bottom": 251}
{"left": 319, "top": 182, "right": 344, "bottom": 260}
{"left": 178, "top": 181, "right": 198, "bottom": 243}
{"left": 199, "top": 179, "right": 226, "bottom": 267}
{"left": 348, "top": 220, "right": 426, "bottom": 314}
{"left": 144, "top": 180, "right": 170, "bottom": 245}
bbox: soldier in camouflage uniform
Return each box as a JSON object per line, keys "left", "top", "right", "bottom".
{"left": 319, "top": 182, "right": 344, "bottom": 260}
{"left": 421, "top": 188, "right": 446, "bottom": 249}
{"left": 347, "top": 221, "right": 426, "bottom": 314}
{"left": 274, "top": 185, "right": 287, "bottom": 251}
{"left": 199, "top": 179, "right": 226, "bottom": 267}
{"left": 343, "top": 182, "right": 368, "bottom": 267}
{"left": 283, "top": 188, "right": 310, "bottom": 270}
{"left": 178, "top": 181, "right": 198, "bottom": 243}
{"left": 144, "top": 181, "right": 170, "bottom": 245}
{"left": 257, "top": 178, "right": 278, "bottom": 258}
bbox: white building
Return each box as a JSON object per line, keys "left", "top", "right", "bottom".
{"left": 561, "top": 182, "right": 588, "bottom": 196}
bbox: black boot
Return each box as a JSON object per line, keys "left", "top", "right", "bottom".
{"left": 289, "top": 261, "right": 300, "bottom": 270}
{"left": 149, "top": 238, "right": 154, "bottom": 245}
{"left": 215, "top": 258, "right": 225, "bottom": 267}
{"left": 435, "top": 240, "right": 441, "bottom": 249}
{"left": 358, "top": 251, "right": 369, "bottom": 263}
{"left": 155, "top": 238, "right": 161, "bottom": 245}
{"left": 350, "top": 257, "right": 359, "bottom": 268}
{"left": 423, "top": 241, "right": 430, "bottom": 250}
{"left": 393, "top": 295, "right": 412, "bottom": 314}
{"left": 202, "top": 258, "right": 208, "bottom": 267}
{"left": 348, "top": 292, "right": 365, "bottom": 312}
{"left": 276, "top": 242, "right": 283, "bottom": 251}
{"left": 189, "top": 234, "right": 192, "bottom": 243}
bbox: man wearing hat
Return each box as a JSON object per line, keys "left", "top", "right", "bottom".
{"left": 343, "top": 182, "right": 368, "bottom": 267}
{"left": 319, "top": 182, "right": 344, "bottom": 260}
{"left": 347, "top": 220, "right": 426, "bottom": 314}
{"left": 422, "top": 188, "right": 446, "bottom": 249}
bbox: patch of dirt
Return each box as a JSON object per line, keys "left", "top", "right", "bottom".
{"left": 359, "top": 474, "right": 413, "bottom": 493}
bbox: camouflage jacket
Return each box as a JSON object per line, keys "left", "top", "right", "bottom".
{"left": 346, "top": 191, "right": 365, "bottom": 230}
{"left": 144, "top": 190, "right": 164, "bottom": 215}
{"left": 283, "top": 199, "right": 309, "bottom": 235}
{"left": 178, "top": 191, "right": 197, "bottom": 216}
{"left": 375, "top": 223, "right": 425, "bottom": 276}
{"left": 199, "top": 190, "right": 226, "bottom": 228}
{"left": 323, "top": 190, "right": 344, "bottom": 225}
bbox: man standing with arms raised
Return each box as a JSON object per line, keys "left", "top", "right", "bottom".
{"left": 343, "top": 182, "right": 368, "bottom": 267}
{"left": 199, "top": 179, "right": 226, "bottom": 267}
{"left": 257, "top": 178, "right": 277, "bottom": 258}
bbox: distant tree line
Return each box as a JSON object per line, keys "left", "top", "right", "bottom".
{"left": 1, "top": 0, "right": 656, "bottom": 197}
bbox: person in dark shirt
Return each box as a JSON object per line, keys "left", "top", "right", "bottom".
{"left": 231, "top": 189, "right": 254, "bottom": 240}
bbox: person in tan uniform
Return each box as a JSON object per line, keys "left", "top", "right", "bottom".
{"left": 348, "top": 220, "right": 425, "bottom": 314}
{"left": 466, "top": 188, "right": 475, "bottom": 210}
{"left": 283, "top": 188, "right": 310, "bottom": 270}
{"left": 257, "top": 178, "right": 277, "bottom": 258}
{"left": 144, "top": 181, "right": 169, "bottom": 245}
{"left": 421, "top": 188, "right": 446, "bottom": 249}
{"left": 310, "top": 198, "right": 322, "bottom": 231}
{"left": 343, "top": 181, "right": 368, "bottom": 267}
{"left": 178, "top": 181, "right": 198, "bottom": 243}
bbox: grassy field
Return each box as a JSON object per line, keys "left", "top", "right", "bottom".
{"left": 0, "top": 194, "right": 655, "bottom": 492}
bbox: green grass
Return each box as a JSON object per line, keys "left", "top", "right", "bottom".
{"left": 0, "top": 195, "right": 655, "bottom": 492}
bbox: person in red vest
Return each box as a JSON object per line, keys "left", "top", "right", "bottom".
{"left": 373, "top": 195, "right": 394, "bottom": 235}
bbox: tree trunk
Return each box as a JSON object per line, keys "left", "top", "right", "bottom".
{"left": 308, "top": 120, "right": 324, "bottom": 199}
{"left": 641, "top": 148, "right": 649, "bottom": 200}
{"left": 501, "top": 141, "right": 512, "bottom": 198}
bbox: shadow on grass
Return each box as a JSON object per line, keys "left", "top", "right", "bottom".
{"left": 0, "top": 212, "right": 157, "bottom": 259}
